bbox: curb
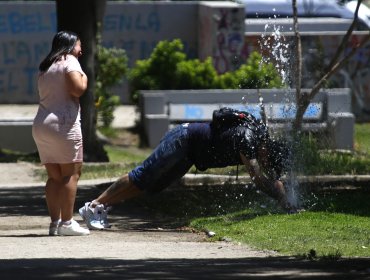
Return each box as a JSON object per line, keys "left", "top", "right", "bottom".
{"left": 1, "top": 174, "right": 369, "bottom": 189}
{"left": 178, "top": 174, "right": 370, "bottom": 190}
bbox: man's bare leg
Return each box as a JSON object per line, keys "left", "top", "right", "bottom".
{"left": 92, "top": 174, "right": 143, "bottom": 207}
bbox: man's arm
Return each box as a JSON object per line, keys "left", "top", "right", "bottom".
{"left": 240, "top": 153, "right": 289, "bottom": 208}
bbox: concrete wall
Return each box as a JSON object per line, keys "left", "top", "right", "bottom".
{"left": 199, "top": 1, "right": 245, "bottom": 73}
{"left": 0, "top": 1, "right": 244, "bottom": 104}
{"left": 0, "top": 1, "right": 369, "bottom": 121}
{"left": 0, "top": 2, "right": 56, "bottom": 103}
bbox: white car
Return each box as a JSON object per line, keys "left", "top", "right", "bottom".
{"left": 345, "top": 0, "right": 370, "bottom": 30}
{"left": 238, "top": 0, "right": 370, "bottom": 29}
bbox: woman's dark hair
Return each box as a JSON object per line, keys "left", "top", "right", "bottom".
{"left": 39, "top": 31, "right": 79, "bottom": 72}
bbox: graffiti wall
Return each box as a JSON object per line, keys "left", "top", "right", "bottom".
{"left": 0, "top": 2, "right": 202, "bottom": 103}
{"left": 1, "top": 1, "right": 369, "bottom": 118}
{"left": 0, "top": 3, "right": 56, "bottom": 103}
{"left": 199, "top": 2, "right": 245, "bottom": 73}
{"left": 102, "top": 2, "right": 198, "bottom": 65}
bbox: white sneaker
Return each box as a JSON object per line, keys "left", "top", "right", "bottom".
{"left": 97, "top": 204, "right": 111, "bottom": 229}
{"left": 79, "top": 202, "right": 104, "bottom": 230}
{"left": 49, "top": 219, "right": 61, "bottom": 236}
{"left": 57, "top": 220, "right": 90, "bottom": 236}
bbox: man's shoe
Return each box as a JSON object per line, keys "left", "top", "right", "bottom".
{"left": 57, "top": 220, "right": 90, "bottom": 236}
{"left": 97, "top": 204, "right": 111, "bottom": 228}
{"left": 79, "top": 202, "right": 105, "bottom": 230}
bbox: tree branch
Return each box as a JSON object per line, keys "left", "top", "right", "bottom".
{"left": 292, "top": 0, "right": 302, "bottom": 102}
{"left": 309, "top": 33, "right": 370, "bottom": 101}
{"left": 325, "top": 0, "right": 363, "bottom": 73}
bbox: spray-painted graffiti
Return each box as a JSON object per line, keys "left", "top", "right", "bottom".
{"left": 213, "top": 8, "right": 245, "bottom": 73}
{"left": 0, "top": 2, "right": 198, "bottom": 103}
{"left": 104, "top": 11, "right": 161, "bottom": 32}
{"left": 0, "top": 5, "right": 56, "bottom": 101}
{"left": 0, "top": 10, "right": 57, "bottom": 34}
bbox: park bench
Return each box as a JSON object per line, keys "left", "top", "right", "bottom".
{"left": 139, "top": 88, "right": 354, "bottom": 150}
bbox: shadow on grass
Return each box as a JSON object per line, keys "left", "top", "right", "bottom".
{"left": 109, "top": 182, "right": 370, "bottom": 228}
{"left": 2, "top": 182, "right": 369, "bottom": 222}
{"left": 0, "top": 150, "right": 39, "bottom": 163}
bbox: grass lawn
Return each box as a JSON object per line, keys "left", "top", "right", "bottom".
{"left": 128, "top": 183, "right": 370, "bottom": 258}
{"left": 99, "top": 123, "right": 370, "bottom": 259}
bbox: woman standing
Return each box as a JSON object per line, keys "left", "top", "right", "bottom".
{"left": 32, "top": 31, "right": 90, "bottom": 236}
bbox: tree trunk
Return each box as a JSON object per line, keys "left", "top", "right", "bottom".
{"left": 291, "top": 0, "right": 303, "bottom": 131}
{"left": 56, "top": 0, "right": 108, "bottom": 162}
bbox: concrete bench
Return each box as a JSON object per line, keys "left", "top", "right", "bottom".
{"left": 0, "top": 119, "right": 37, "bottom": 153}
{"left": 139, "top": 88, "right": 354, "bottom": 150}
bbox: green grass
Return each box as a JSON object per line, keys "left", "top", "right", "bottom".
{"left": 191, "top": 211, "right": 370, "bottom": 258}
{"left": 355, "top": 122, "right": 370, "bottom": 153}
{"left": 133, "top": 186, "right": 370, "bottom": 258}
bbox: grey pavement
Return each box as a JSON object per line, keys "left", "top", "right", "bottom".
{"left": 1, "top": 105, "right": 370, "bottom": 279}
{"left": 0, "top": 104, "right": 139, "bottom": 128}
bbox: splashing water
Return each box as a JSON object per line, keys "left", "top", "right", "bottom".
{"left": 258, "top": 17, "right": 301, "bottom": 209}
{"left": 259, "top": 18, "right": 291, "bottom": 86}
{"left": 235, "top": 15, "right": 305, "bottom": 210}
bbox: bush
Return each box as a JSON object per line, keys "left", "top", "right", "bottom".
{"left": 174, "top": 57, "right": 218, "bottom": 89}
{"left": 234, "top": 51, "right": 283, "bottom": 89}
{"left": 128, "top": 39, "right": 283, "bottom": 104}
{"left": 128, "top": 39, "right": 186, "bottom": 103}
{"left": 95, "top": 44, "right": 128, "bottom": 127}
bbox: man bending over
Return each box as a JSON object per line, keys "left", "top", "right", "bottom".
{"left": 79, "top": 107, "right": 292, "bottom": 229}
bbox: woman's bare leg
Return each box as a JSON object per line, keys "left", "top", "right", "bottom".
{"left": 59, "top": 163, "right": 82, "bottom": 221}
{"left": 44, "top": 163, "right": 62, "bottom": 222}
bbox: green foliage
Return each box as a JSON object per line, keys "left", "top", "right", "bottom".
{"left": 291, "top": 133, "right": 370, "bottom": 175}
{"left": 128, "top": 39, "right": 186, "bottom": 103}
{"left": 217, "top": 51, "right": 283, "bottom": 89}
{"left": 236, "top": 51, "right": 283, "bottom": 88}
{"left": 175, "top": 57, "right": 218, "bottom": 89}
{"left": 128, "top": 39, "right": 283, "bottom": 104}
{"left": 95, "top": 44, "right": 128, "bottom": 127}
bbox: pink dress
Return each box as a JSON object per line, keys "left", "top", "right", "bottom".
{"left": 32, "top": 55, "right": 85, "bottom": 164}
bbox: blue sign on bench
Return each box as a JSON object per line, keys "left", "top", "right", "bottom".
{"left": 169, "top": 104, "right": 263, "bottom": 121}
{"left": 168, "top": 103, "right": 323, "bottom": 122}
{"left": 272, "top": 103, "right": 323, "bottom": 120}
{"left": 169, "top": 104, "right": 219, "bottom": 121}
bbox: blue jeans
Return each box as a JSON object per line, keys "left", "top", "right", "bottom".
{"left": 128, "top": 124, "right": 193, "bottom": 193}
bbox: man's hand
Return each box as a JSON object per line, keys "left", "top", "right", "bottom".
{"left": 240, "top": 152, "right": 293, "bottom": 210}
